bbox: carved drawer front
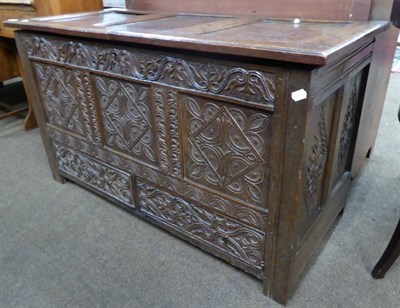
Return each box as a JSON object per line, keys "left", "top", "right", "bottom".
{"left": 181, "top": 94, "right": 272, "bottom": 208}
{"left": 53, "top": 143, "right": 135, "bottom": 208}
{"left": 137, "top": 179, "right": 265, "bottom": 275}
{"left": 33, "top": 62, "right": 86, "bottom": 137}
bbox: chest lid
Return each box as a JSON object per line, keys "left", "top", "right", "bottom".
{"left": 5, "top": 9, "right": 388, "bottom": 65}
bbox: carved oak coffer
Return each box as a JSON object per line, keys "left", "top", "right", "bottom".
{"left": 6, "top": 10, "right": 389, "bottom": 304}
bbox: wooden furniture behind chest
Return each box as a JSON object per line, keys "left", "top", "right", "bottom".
{"left": 6, "top": 0, "right": 398, "bottom": 304}
{"left": 0, "top": 0, "right": 102, "bottom": 128}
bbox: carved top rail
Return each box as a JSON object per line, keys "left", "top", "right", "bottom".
{"left": 5, "top": 9, "right": 389, "bottom": 65}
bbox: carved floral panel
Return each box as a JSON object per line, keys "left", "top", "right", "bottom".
{"left": 33, "top": 62, "right": 85, "bottom": 137}
{"left": 182, "top": 94, "right": 272, "bottom": 207}
{"left": 53, "top": 143, "right": 134, "bottom": 207}
{"left": 338, "top": 80, "right": 358, "bottom": 169}
{"left": 23, "top": 34, "right": 276, "bottom": 108}
{"left": 92, "top": 75, "right": 158, "bottom": 166}
{"left": 303, "top": 108, "right": 328, "bottom": 218}
{"left": 137, "top": 179, "right": 265, "bottom": 272}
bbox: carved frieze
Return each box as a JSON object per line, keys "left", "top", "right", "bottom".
{"left": 33, "top": 63, "right": 85, "bottom": 137}
{"left": 53, "top": 143, "right": 134, "bottom": 206}
{"left": 48, "top": 128, "right": 267, "bottom": 230}
{"left": 23, "top": 35, "right": 276, "bottom": 107}
{"left": 182, "top": 95, "right": 271, "bottom": 206}
{"left": 303, "top": 110, "right": 328, "bottom": 216}
{"left": 137, "top": 180, "right": 265, "bottom": 271}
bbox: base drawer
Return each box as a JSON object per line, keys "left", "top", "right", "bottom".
{"left": 136, "top": 179, "right": 266, "bottom": 278}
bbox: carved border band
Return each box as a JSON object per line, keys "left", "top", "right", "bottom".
{"left": 22, "top": 34, "right": 276, "bottom": 108}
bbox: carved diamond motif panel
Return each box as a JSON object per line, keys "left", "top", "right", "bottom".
{"left": 182, "top": 95, "right": 272, "bottom": 207}
{"left": 33, "top": 62, "right": 85, "bottom": 136}
{"left": 93, "top": 75, "right": 157, "bottom": 165}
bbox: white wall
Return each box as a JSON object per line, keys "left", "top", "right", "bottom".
{"left": 103, "top": 0, "right": 126, "bottom": 8}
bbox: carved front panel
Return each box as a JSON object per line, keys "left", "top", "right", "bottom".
{"left": 53, "top": 143, "right": 134, "bottom": 207}
{"left": 22, "top": 34, "right": 276, "bottom": 109}
{"left": 33, "top": 62, "right": 85, "bottom": 137}
{"left": 182, "top": 94, "right": 272, "bottom": 207}
{"left": 137, "top": 179, "right": 265, "bottom": 272}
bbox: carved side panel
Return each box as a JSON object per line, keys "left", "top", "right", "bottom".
{"left": 297, "top": 93, "right": 336, "bottom": 244}
{"left": 33, "top": 62, "right": 85, "bottom": 137}
{"left": 92, "top": 75, "right": 158, "bottom": 166}
{"left": 137, "top": 179, "right": 265, "bottom": 272}
{"left": 182, "top": 94, "right": 272, "bottom": 207}
{"left": 22, "top": 34, "right": 276, "bottom": 108}
{"left": 303, "top": 110, "right": 328, "bottom": 214}
{"left": 338, "top": 80, "right": 358, "bottom": 169}
{"left": 53, "top": 143, "right": 134, "bottom": 207}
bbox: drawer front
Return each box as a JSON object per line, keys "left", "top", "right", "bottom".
{"left": 137, "top": 179, "right": 265, "bottom": 275}
{"left": 53, "top": 143, "right": 135, "bottom": 208}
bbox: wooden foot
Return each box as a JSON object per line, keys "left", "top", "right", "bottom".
{"left": 372, "top": 219, "right": 400, "bottom": 279}
{"left": 24, "top": 104, "right": 37, "bottom": 130}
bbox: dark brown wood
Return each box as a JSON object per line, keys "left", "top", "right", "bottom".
{"left": 372, "top": 219, "right": 400, "bottom": 278}
{"left": 126, "top": 0, "right": 373, "bottom": 21}
{"left": 5, "top": 11, "right": 389, "bottom": 66}
{"left": 7, "top": 6, "right": 395, "bottom": 305}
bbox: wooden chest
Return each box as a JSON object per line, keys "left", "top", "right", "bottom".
{"left": 6, "top": 10, "right": 390, "bottom": 304}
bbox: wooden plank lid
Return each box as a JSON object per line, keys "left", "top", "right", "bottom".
{"left": 5, "top": 9, "right": 389, "bottom": 65}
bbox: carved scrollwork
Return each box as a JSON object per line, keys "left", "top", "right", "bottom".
{"left": 48, "top": 128, "right": 267, "bottom": 230}
{"left": 74, "top": 71, "right": 102, "bottom": 145}
{"left": 93, "top": 76, "right": 157, "bottom": 164}
{"left": 53, "top": 143, "right": 134, "bottom": 206}
{"left": 153, "top": 87, "right": 182, "bottom": 178}
{"left": 183, "top": 95, "right": 270, "bottom": 205}
{"left": 137, "top": 180, "right": 265, "bottom": 270}
{"left": 303, "top": 110, "right": 328, "bottom": 215}
{"left": 23, "top": 35, "right": 275, "bottom": 107}
{"left": 339, "top": 81, "right": 358, "bottom": 168}
{"left": 33, "top": 63, "right": 85, "bottom": 137}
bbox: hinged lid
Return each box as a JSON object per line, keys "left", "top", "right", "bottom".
{"left": 5, "top": 9, "right": 389, "bottom": 65}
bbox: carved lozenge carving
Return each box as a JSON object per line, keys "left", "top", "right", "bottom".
{"left": 34, "top": 63, "right": 85, "bottom": 137}
{"left": 23, "top": 35, "right": 275, "bottom": 107}
{"left": 93, "top": 76, "right": 157, "bottom": 164}
{"left": 137, "top": 180, "right": 265, "bottom": 270}
{"left": 184, "top": 95, "right": 270, "bottom": 205}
